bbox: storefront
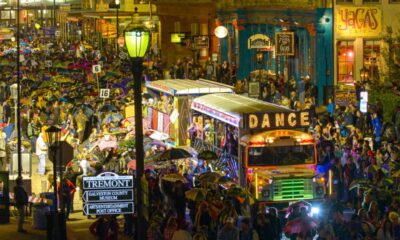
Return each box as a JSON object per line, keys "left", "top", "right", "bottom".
{"left": 144, "top": 79, "right": 233, "bottom": 146}
{"left": 333, "top": 1, "right": 400, "bottom": 102}
{"left": 216, "top": 1, "right": 333, "bottom": 104}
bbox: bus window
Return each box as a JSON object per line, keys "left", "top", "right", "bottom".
{"left": 248, "top": 145, "right": 314, "bottom": 166}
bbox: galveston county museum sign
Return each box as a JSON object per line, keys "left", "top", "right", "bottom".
{"left": 82, "top": 172, "right": 134, "bottom": 215}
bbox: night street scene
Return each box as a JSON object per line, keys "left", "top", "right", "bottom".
{"left": 1, "top": 0, "right": 400, "bottom": 239}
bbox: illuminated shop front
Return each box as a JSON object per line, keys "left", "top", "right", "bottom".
{"left": 216, "top": 1, "right": 333, "bottom": 104}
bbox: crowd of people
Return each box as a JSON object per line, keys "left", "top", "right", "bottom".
{"left": 2, "top": 34, "right": 400, "bottom": 240}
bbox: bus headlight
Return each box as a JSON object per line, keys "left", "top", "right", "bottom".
{"left": 311, "top": 207, "right": 320, "bottom": 216}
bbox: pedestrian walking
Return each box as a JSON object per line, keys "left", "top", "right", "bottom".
{"left": 14, "top": 176, "right": 28, "bottom": 233}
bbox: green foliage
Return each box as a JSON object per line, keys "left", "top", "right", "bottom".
{"left": 119, "top": 139, "right": 136, "bottom": 148}
{"left": 369, "top": 89, "right": 400, "bottom": 122}
{"left": 382, "top": 25, "right": 400, "bottom": 89}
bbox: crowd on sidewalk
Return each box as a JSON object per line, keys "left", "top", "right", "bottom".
{"left": 2, "top": 36, "right": 400, "bottom": 240}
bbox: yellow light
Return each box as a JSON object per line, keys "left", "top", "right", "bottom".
{"left": 124, "top": 26, "right": 150, "bottom": 58}
{"left": 258, "top": 180, "right": 263, "bottom": 185}
{"left": 214, "top": 26, "right": 228, "bottom": 38}
{"left": 35, "top": 23, "right": 41, "bottom": 29}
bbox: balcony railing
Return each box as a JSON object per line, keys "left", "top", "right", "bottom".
{"left": 218, "top": 0, "right": 320, "bottom": 9}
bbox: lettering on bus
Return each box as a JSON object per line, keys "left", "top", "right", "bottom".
{"left": 244, "top": 111, "right": 310, "bottom": 130}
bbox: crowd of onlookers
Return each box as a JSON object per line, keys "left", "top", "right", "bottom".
{"left": 3, "top": 35, "right": 400, "bottom": 239}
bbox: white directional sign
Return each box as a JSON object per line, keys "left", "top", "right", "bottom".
{"left": 82, "top": 189, "right": 134, "bottom": 202}
{"left": 83, "top": 202, "right": 134, "bottom": 215}
{"left": 82, "top": 172, "right": 134, "bottom": 216}
{"left": 83, "top": 173, "right": 133, "bottom": 190}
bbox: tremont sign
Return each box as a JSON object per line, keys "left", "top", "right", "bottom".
{"left": 243, "top": 111, "right": 311, "bottom": 130}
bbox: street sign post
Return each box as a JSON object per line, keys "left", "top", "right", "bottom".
{"left": 82, "top": 172, "right": 134, "bottom": 215}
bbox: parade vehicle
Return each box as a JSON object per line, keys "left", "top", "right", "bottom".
{"left": 191, "top": 93, "right": 326, "bottom": 206}
{"left": 144, "top": 79, "right": 233, "bottom": 146}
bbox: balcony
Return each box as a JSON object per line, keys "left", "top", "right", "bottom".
{"left": 217, "top": 0, "right": 320, "bottom": 9}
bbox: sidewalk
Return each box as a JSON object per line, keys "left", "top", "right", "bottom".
{"left": 0, "top": 211, "right": 132, "bottom": 240}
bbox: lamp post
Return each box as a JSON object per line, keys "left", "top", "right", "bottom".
{"left": 116, "top": 0, "right": 120, "bottom": 53}
{"left": 124, "top": 17, "right": 150, "bottom": 240}
{"left": 45, "top": 126, "right": 66, "bottom": 240}
{"left": 10, "top": 83, "right": 22, "bottom": 177}
{"left": 256, "top": 50, "right": 264, "bottom": 89}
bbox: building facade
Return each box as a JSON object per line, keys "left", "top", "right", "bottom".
{"left": 216, "top": 0, "right": 333, "bottom": 104}
{"left": 333, "top": 0, "right": 400, "bottom": 88}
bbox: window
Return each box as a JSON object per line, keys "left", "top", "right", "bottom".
{"left": 363, "top": 40, "right": 381, "bottom": 82}
{"left": 336, "top": 0, "right": 353, "bottom": 3}
{"left": 337, "top": 41, "right": 354, "bottom": 84}
{"left": 248, "top": 145, "right": 314, "bottom": 167}
{"left": 390, "top": 0, "right": 400, "bottom": 3}
{"left": 363, "top": 0, "right": 380, "bottom": 3}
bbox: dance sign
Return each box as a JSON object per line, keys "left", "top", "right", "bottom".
{"left": 243, "top": 111, "right": 311, "bottom": 130}
{"left": 336, "top": 6, "right": 381, "bottom": 37}
{"left": 275, "top": 32, "right": 294, "bottom": 56}
{"left": 82, "top": 172, "right": 134, "bottom": 215}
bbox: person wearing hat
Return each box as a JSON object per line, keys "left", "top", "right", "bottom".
{"left": 218, "top": 216, "right": 239, "bottom": 240}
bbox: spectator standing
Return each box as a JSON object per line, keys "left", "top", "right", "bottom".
{"left": 239, "top": 217, "right": 259, "bottom": 240}
{"left": 218, "top": 217, "right": 239, "bottom": 240}
{"left": 14, "top": 176, "right": 28, "bottom": 233}
{"left": 35, "top": 133, "right": 47, "bottom": 176}
{"left": 0, "top": 126, "right": 6, "bottom": 171}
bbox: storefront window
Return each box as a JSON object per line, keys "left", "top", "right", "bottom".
{"left": 337, "top": 41, "right": 354, "bottom": 84}
{"left": 363, "top": 40, "right": 381, "bottom": 83}
{"left": 336, "top": 0, "right": 354, "bottom": 3}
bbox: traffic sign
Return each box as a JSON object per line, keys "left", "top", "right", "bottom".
{"left": 82, "top": 189, "right": 133, "bottom": 202}
{"left": 83, "top": 202, "right": 134, "bottom": 215}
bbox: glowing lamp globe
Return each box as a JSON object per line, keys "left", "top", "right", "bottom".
{"left": 35, "top": 23, "right": 41, "bottom": 30}
{"left": 117, "top": 36, "right": 125, "bottom": 47}
{"left": 124, "top": 25, "right": 150, "bottom": 58}
{"left": 214, "top": 26, "right": 228, "bottom": 39}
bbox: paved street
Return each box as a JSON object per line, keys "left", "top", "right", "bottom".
{"left": 1, "top": 154, "right": 131, "bottom": 240}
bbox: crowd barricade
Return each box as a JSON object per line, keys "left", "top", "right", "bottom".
{"left": 9, "top": 192, "right": 52, "bottom": 205}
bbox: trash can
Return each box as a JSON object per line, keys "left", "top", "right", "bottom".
{"left": 33, "top": 204, "right": 50, "bottom": 229}
{"left": 40, "top": 192, "right": 55, "bottom": 212}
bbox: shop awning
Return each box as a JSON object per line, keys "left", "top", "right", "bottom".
{"left": 145, "top": 79, "right": 233, "bottom": 96}
{"left": 191, "top": 93, "right": 292, "bottom": 127}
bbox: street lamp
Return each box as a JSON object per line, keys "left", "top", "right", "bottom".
{"left": 124, "top": 18, "right": 150, "bottom": 240}
{"left": 45, "top": 125, "right": 66, "bottom": 240}
{"left": 10, "top": 83, "right": 22, "bottom": 177}
{"left": 116, "top": 0, "right": 120, "bottom": 53}
{"left": 10, "top": 84, "right": 18, "bottom": 131}
{"left": 256, "top": 50, "right": 264, "bottom": 83}
{"left": 360, "top": 67, "right": 368, "bottom": 83}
